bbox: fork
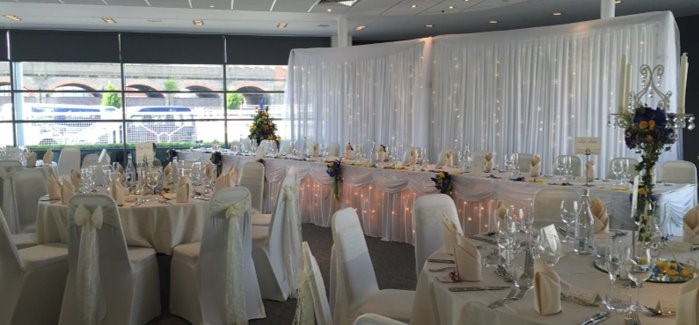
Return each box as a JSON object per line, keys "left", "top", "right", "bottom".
{"left": 487, "top": 287, "right": 518, "bottom": 308}
{"left": 625, "top": 312, "right": 641, "bottom": 325}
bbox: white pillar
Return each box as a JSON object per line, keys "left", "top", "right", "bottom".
{"left": 336, "top": 17, "right": 350, "bottom": 47}
{"left": 601, "top": 0, "right": 615, "bottom": 19}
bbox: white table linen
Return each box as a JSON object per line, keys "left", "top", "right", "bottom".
{"left": 411, "top": 241, "right": 693, "bottom": 325}
{"left": 179, "top": 151, "right": 697, "bottom": 243}
{"left": 36, "top": 196, "right": 208, "bottom": 255}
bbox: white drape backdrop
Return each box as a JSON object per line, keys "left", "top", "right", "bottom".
{"left": 287, "top": 11, "right": 682, "bottom": 178}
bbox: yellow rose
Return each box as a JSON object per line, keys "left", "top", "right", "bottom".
{"left": 667, "top": 269, "right": 679, "bottom": 278}
{"left": 639, "top": 121, "right": 649, "bottom": 129}
{"left": 648, "top": 120, "right": 656, "bottom": 129}
{"left": 680, "top": 268, "right": 694, "bottom": 278}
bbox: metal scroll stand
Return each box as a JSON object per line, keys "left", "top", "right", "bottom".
{"left": 584, "top": 148, "right": 593, "bottom": 187}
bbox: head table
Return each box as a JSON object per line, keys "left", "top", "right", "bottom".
{"left": 179, "top": 151, "right": 696, "bottom": 244}
{"left": 36, "top": 195, "right": 209, "bottom": 255}
{"left": 411, "top": 237, "right": 694, "bottom": 325}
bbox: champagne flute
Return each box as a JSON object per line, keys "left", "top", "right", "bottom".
{"left": 555, "top": 156, "right": 566, "bottom": 181}
{"left": 611, "top": 159, "right": 624, "bottom": 185}
{"left": 623, "top": 246, "right": 653, "bottom": 311}
{"left": 559, "top": 199, "right": 578, "bottom": 243}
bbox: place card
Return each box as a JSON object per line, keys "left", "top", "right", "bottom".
{"left": 574, "top": 137, "right": 601, "bottom": 155}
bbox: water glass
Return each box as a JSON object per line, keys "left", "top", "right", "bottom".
{"left": 624, "top": 246, "right": 653, "bottom": 311}
{"left": 559, "top": 199, "right": 578, "bottom": 242}
{"left": 611, "top": 160, "right": 624, "bottom": 184}
{"left": 537, "top": 232, "right": 562, "bottom": 266}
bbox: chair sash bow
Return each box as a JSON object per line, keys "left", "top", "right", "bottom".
{"left": 74, "top": 204, "right": 107, "bottom": 325}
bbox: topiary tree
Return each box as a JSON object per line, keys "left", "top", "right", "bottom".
{"left": 101, "top": 82, "right": 121, "bottom": 108}
{"left": 226, "top": 92, "right": 244, "bottom": 110}
{"left": 163, "top": 80, "right": 178, "bottom": 106}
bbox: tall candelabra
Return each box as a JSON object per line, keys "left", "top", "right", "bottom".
{"left": 608, "top": 64, "right": 695, "bottom": 130}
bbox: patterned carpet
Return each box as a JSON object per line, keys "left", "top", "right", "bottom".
{"left": 148, "top": 223, "right": 417, "bottom": 324}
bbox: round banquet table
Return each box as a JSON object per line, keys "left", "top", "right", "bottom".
{"left": 411, "top": 237, "right": 694, "bottom": 325}
{"left": 36, "top": 195, "right": 209, "bottom": 255}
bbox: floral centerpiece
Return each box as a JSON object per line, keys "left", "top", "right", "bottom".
{"left": 210, "top": 151, "right": 223, "bottom": 177}
{"left": 326, "top": 160, "right": 342, "bottom": 200}
{"left": 431, "top": 171, "right": 454, "bottom": 197}
{"left": 166, "top": 148, "right": 178, "bottom": 162}
{"left": 249, "top": 106, "right": 281, "bottom": 146}
{"left": 624, "top": 106, "right": 677, "bottom": 242}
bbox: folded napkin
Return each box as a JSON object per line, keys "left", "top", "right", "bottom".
{"left": 590, "top": 197, "right": 609, "bottom": 233}
{"left": 204, "top": 163, "right": 213, "bottom": 180}
{"left": 496, "top": 201, "right": 508, "bottom": 222}
{"left": 484, "top": 152, "right": 493, "bottom": 172}
{"left": 98, "top": 148, "right": 109, "bottom": 164}
{"left": 376, "top": 145, "right": 387, "bottom": 162}
{"left": 344, "top": 143, "right": 355, "bottom": 160}
{"left": 534, "top": 259, "right": 561, "bottom": 315}
{"left": 176, "top": 177, "right": 190, "bottom": 203}
{"left": 313, "top": 143, "right": 320, "bottom": 157}
{"left": 441, "top": 217, "right": 458, "bottom": 255}
{"left": 529, "top": 155, "right": 541, "bottom": 177}
{"left": 560, "top": 279, "right": 600, "bottom": 306}
{"left": 677, "top": 274, "right": 699, "bottom": 325}
{"left": 60, "top": 177, "right": 75, "bottom": 205}
{"left": 214, "top": 173, "right": 230, "bottom": 191}
{"left": 43, "top": 149, "right": 53, "bottom": 164}
{"left": 70, "top": 169, "right": 81, "bottom": 190}
{"left": 444, "top": 149, "right": 455, "bottom": 168}
{"left": 228, "top": 168, "right": 239, "bottom": 186}
{"left": 116, "top": 163, "right": 124, "bottom": 174}
{"left": 48, "top": 174, "right": 62, "bottom": 200}
{"left": 110, "top": 180, "right": 127, "bottom": 205}
{"left": 26, "top": 152, "right": 36, "bottom": 168}
{"left": 586, "top": 160, "right": 595, "bottom": 182}
{"left": 164, "top": 163, "right": 173, "bottom": 179}
{"left": 455, "top": 233, "right": 481, "bottom": 281}
{"left": 684, "top": 206, "right": 699, "bottom": 244}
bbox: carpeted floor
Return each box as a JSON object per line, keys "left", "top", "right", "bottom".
{"left": 149, "top": 223, "right": 417, "bottom": 324}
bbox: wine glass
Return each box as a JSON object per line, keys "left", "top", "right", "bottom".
{"left": 563, "top": 156, "right": 573, "bottom": 180}
{"left": 555, "top": 156, "right": 567, "bottom": 181}
{"left": 536, "top": 231, "right": 562, "bottom": 266}
{"left": 620, "top": 159, "right": 630, "bottom": 184}
{"left": 623, "top": 246, "right": 653, "bottom": 311}
{"left": 559, "top": 199, "right": 578, "bottom": 243}
{"left": 611, "top": 159, "right": 624, "bottom": 185}
{"left": 146, "top": 170, "right": 161, "bottom": 195}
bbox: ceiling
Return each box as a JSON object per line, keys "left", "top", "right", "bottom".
{"left": 0, "top": 0, "right": 698, "bottom": 41}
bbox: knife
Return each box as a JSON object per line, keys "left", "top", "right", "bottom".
{"left": 449, "top": 286, "right": 511, "bottom": 292}
{"left": 580, "top": 311, "right": 610, "bottom": 325}
{"left": 427, "top": 258, "right": 455, "bottom": 264}
{"left": 468, "top": 235, "right": 497, "bottom": 245}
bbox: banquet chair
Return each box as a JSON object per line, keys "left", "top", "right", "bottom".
{"left": 412, "top": 193, "right": 462, "bottom": 276}
{"left": 0, "top": 159, "right": 22, "bottom": 172}
{"left": 58, "top": 194, "right": 161, "bottom": 325}
{"left": 279, "top": 140, "right": 291, "bottom": 155}
{"left": 239, "top": 160, "right": 265, "bottom": 213}
{"left": 293, "top": 242, "right": 333, "bottom": 325}
{"left": 240, "top": 138, "right": 252, "bottom": 153}
{"left": 327, "top": 142, "right": 341, "bottom": 157}
{"left": 532, "top": 188, "right": 580, "bottom": 226}
{"left": 605, "top": 157, "right": 638, "bottom": 179}
{"left": 331, "top": 207, "right": 415, "bottom": 325}
{"left": 81, "top": 153, "right": 100, "bottom": 168}
{"left": 354, "top": 313, "right": 409, "bottom": 325}
{"left": 4, "top": 167, "right": 48, "bottom": 234}
{"left": 56, "top": 146, "right": 81, "bottom": 178}
{"left": 170, "top": 187, "right": 266, "bottom": 323}
{"left": 553, "top": 155, "right": 582, "bottom": 177}
{"left": 470, "top": 151, "right": 495, "bottom": 172}
{"left": 514, "top": 153, "right": 534, "bottom": 173}
{"left": 659, "top": 160, "right": 697, "bottom": 185}
{"left": 251, "top": 167, "right": 301, "bottom": 301}
{"left": 0, "top": 207, "right": 69, "bottom": 325}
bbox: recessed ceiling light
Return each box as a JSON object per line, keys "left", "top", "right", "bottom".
{"left": 327, "top": 8, "right": 332, "bottom": 12}
{"left": 317, "top": 23, "right": 330, "bottom": 27}
{"left": 193, "top": 19, "right": 204, "bottom": 26}
{"left": 101, "top": 17, "right": 116, "bottom": 24}
{"left": 614, "top": 0, "right": 621, "bottom": 3}
{"left": 3, "top": 15, "right": 21, "bottom": 21}
{"left": 277, "top": 22, "right": 288, "bottom": 29}
{"left": 489, "top": 20, "right": 498, "bottom": 24}
{"left": 411, "top": 4, "right": 417, "bottom": 8}
{"left": 425, "top": 24, "right": 433, "bottom": 28}
{"left": 552, "top": 12, "right": 562, "bottom": 16}
{"left": 209, "top": 4, "right": 215, "bottom": 8}
{"left": 355, "top": 25, "right": 367, "bottom": 31}
{"left": 448, "top": 5, "right": 454, "bottom": 9}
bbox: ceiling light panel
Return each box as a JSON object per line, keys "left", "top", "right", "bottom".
{"left": 62, "top": 0, "right": 106, "bottom": 5}
{"left": 148, "top": 0, "right": 191, "bottom": 8}
{"left": 232, "top": 0, "right": 274, "bottom": 11}
{"left": 190, "top": 0, "right": 229, "bottom": 9}
{"left": 3, "top": 15, "right": 21, "bottom": 21}
{"left": 193, "top": 19, "right": 204, "bottom": 26}
{"left": 101, "top": 17, "right": 116, "bottom": 23}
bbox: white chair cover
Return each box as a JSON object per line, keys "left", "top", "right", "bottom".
{"left": 294, "top": 242, "right": 333, "bottom": 325}
{"left": 3, "top": 168, "right": 47, "bottom": 233}
{"left": 239, "top": 161, "right": 265, "bottom": 213}
{"left": 327, "top": 143, "right": 341, "bottom": 157}
{"left": 170, "top": 187, "right": 266, "bottom": 323}
{"left": 279, "top": 140, "right": 292, "bottom": 155}
{"left": 98, "top": 148, "right": 111, "bottom": 165}
{"left": 553, "top": 155, "right": 582, "bottom": 177}
{"left": 0, "top": 207, "right": 68, "bottom": 325}
{"left": 81, "top": 153, "right": 100, "bottom": 168}
{"left": 331, "top": 208, "right": 415, "bottom": 325}
{"left": 56, "top": 147, "right": 81, "bottom": 178}
{"left": 605, "top": 157, "right": 639, "bottom": 179}
{"left": 514, "top": 153, "right": 535, "bottom": 173}
{"left": 239, "top": 138, "right": 252, "bottom": 153}
{"left": 59, "top": 194, "right": 160, "bottom": 325}
{"left": 354, "top": 313, "right": 409, "bottom": 325}
{"left": 252, "top": 167, "right": 302, "bottom": 301}
{"left": 0, "top": 159, "right": 22, "bottom": 171}
{"left": 412, "top": 194, "right": 462, "bottom": 276}
{"left": 532, "top": 188, "right": 581, "bottom": 226}
{"left": 660, "top": 160, "right": 698, "bottom": 185}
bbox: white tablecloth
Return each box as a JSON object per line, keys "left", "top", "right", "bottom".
{"left": 411, "top": 240, "right": 694, "bottom": 325}
{"left": 36, "top": 196, "right": 209, "bottom": 255}
{"left": 178, "top": 151, "right": 697, "bottom": 244}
